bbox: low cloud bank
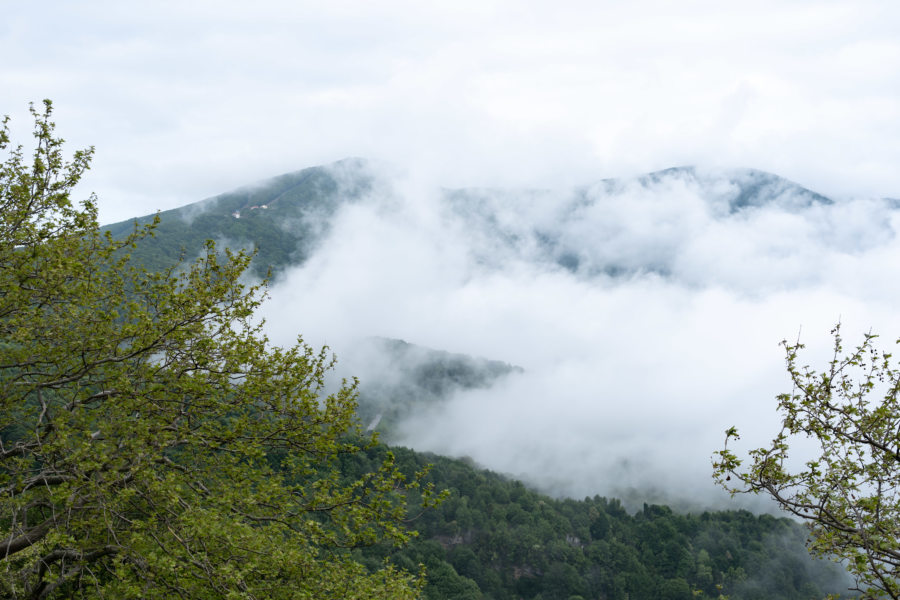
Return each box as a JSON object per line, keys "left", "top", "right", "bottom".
{"left": 262, "top": 165, "right": 900, "bottom": 509}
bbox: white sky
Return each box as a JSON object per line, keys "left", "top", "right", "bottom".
{"left": 3, "top": 1, "right": 900, "bottom": 224}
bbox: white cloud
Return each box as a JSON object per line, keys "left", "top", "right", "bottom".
{"left": 260, "top": 167, "right": 900, "bottom": 507}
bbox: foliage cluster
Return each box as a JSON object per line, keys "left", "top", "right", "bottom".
{"left": 715, "top": 326, "right": 900, "bottom": 599}
{"left": 0, "top": 102, "right": 429, "bottom": 598}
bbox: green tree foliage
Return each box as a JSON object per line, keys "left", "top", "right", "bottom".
{"left": 714, "top": 324, "right": 900, "bottom": 598}
{"left": 346, "top": 447, "right": 850, "bottom": 600}
{"left": 0, "top": 102, "right": 430, "bottom": 598}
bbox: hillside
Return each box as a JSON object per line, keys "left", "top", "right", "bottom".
{"left": 353, "top": 446, "right": 852, "bottom": 600}
{"left": 350, "top": 337, "right": 523, "bottom": 439}
{"left": 102, "top": 158, "right": 375, "bottom": 277}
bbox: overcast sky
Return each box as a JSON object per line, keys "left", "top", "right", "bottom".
{"left": 3, "top": 1, "right": 900, "bottom": 224}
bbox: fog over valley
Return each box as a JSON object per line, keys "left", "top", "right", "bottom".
{"left": 251, "top": 162, "right": 900, "bottom": 508}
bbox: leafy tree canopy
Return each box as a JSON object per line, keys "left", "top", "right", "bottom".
{"left": 0, "top": 101, "right": 433, "bottom": 599}
{"left": 715, "top": 324, "right": 900, "bottom": 599}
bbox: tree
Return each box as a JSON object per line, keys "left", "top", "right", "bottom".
{"left": 0, "top": 101, "right": 436, "bottom": 599}
{"left": 714, "top": 324, "right": 900, "bottom": 599}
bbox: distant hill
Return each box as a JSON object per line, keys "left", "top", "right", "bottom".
{"left": 634, "top": 166, "right": 832, "bottom": 211}
{"left": 442, "top": 165, "right": 837, "bottom": 278}
{"left": 351, "top": 337, "right": 523, "bottom": 439}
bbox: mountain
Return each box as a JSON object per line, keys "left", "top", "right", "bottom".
{"left": 103, "top": 160, "right": 897, "bottom": 504}
{"left": 103, "top": 160, "right": 840, "bottom": 282}
{"left": 634, "top": 166, "right": 832, "bottom": 212}
{"left": 102, "top": 158, "right": 376, "bottom": 277}
{"left": 440, "top": 165, "right": 844, "bottom": 281}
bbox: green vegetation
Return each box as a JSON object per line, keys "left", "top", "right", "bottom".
{"left": 0, "top": 103, "right": 431, "bottom": 598}
{"left": 101, "top": 157, "right": 374, "bottom": 278}
{"left": 715, "top": 325, "right": 900, "bottom": 598}
{"left": 354, "top": 447, "right": 852, "bottom": 600}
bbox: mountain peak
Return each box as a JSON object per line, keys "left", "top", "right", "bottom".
{"left": 626, "top": 166, "right": 833, "bottom": 212}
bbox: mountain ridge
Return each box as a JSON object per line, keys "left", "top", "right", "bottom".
{"left": 102, "top": 159, "right": 840, "bottom": 281}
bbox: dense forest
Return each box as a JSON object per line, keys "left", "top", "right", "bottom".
{"left": 348, "top": 445, "right": 851, "bottom": 600}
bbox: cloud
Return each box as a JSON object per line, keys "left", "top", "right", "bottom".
{"left": 261, "top": 165, "right": 900, "bottom": 508}
{"left": 3, "top": 1, "right": 900, "bottom": 225}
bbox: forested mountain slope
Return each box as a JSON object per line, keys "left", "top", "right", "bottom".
{"left": 103, "top": 160, "right": 842, "bottom": 282}
{"left": 351, "top": 337, "right": 522, "bottom": 439}
{"left": 102, "top": 158, "right": 375, "bottom": 277}
{"left": 349, "top": 446, "right": 852, "bottom": 600}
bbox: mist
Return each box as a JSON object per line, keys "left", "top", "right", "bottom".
{"left": 261, "top": 164, "right": 900, "bottom": 508}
